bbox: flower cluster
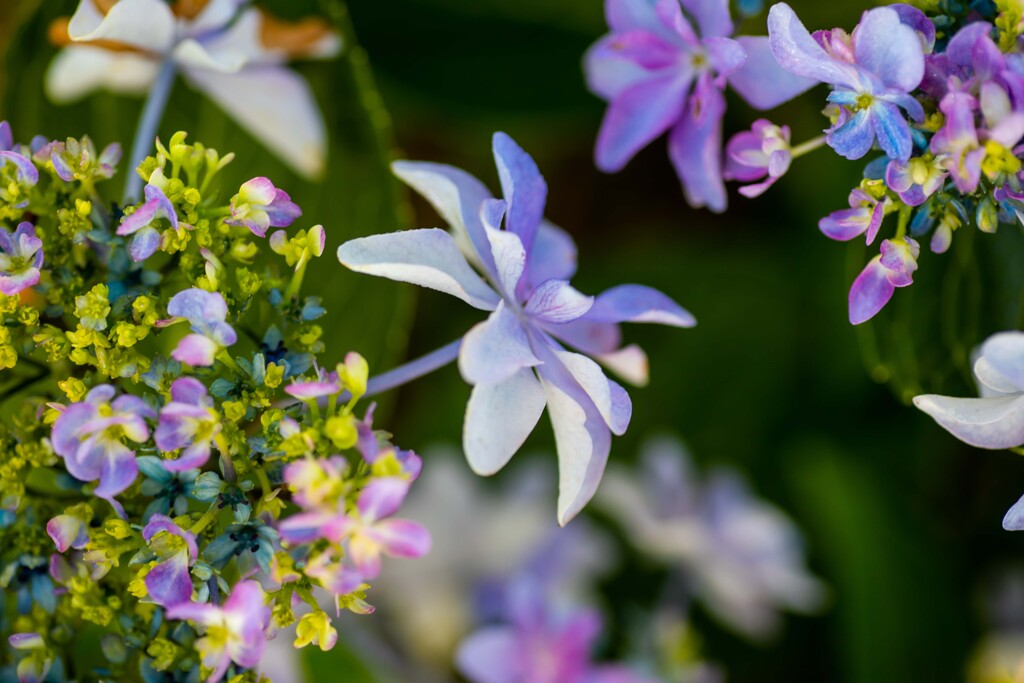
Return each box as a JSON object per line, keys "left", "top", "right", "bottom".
{"left": 0, "top": 125, "right": 429, "bottom": 682}
{"left": 732, "top": 1, "right": 1024, "bottom": 324}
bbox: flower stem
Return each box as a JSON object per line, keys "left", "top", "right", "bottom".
{"left": 364, "top": 338, "right": 462, "bottom": 398}
{"left": 791, "top": 135, "right": 826, "bottom": 158}
{"left": 124, "top": 59, "right": 177, "bottom": 203}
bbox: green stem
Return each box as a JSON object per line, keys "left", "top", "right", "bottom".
{"left": 790, "top": 135, "right": 826, "bottom": 158}
{"left": 190, "top": 503, "right": 221, "bottom": 535}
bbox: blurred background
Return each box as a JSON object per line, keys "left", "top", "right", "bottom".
{"left": 4, "top": 0, "right": 1024, "bottom": 681}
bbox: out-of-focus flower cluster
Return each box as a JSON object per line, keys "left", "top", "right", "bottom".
{"left": 0, "top": 124, "right": 428, "bottom": 682}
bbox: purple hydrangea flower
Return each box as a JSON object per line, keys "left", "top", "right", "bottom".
{"left": 283, "top": 363, "right": 341, "bottom": 400}
{"left": 154, "top": 377, "right": 221, "bottom": 472}
{"left": 884, "top": 154, "right": 947, "bottom": 206}
{"left": 279, "top": 476, "right": 430, "bottom": 579}
{"left": 585, "top": 0, "right": 815, "bottom": 211}
{"left": 165, "top": 580, "right": 271, "bottom": 683}
{"left": 0, "top": 222, "right": 44, "bottom": 295}
{"left": 46, "top": 512, "right": 89, "bottom": 554}
{"left": 914, "top": 332, "right": 1024, "bottom": 530}
{"left": 51, "top": 385, "right": 155, "bottom": 504}
{"left": 142, "top": 514, "right": 198, "bottom": 607}
{"left": 818, "top": 187, "right": 890, "bottom": 243}
{"left": 0, "top": 122, "right": 39, "bottom": 196}
{"left": 225, "top": 177, "right": 302, "bottom": 238}
{"left": 848, "top": 237, "right": 920, "bottom": 325}
{"left": 165, "top": 288, "right": 237, "bottom": 367}
{"left": 339, "top": 132, "right": 695, "bottom": 523}
{"left": 117, "top": 183, "right": 177, "bottom": 261}
{"left": 723, "top": 119, "right": 792, "bottom": 198}
{"left": 767, "top": 3, "right": 927, "bottom": 161}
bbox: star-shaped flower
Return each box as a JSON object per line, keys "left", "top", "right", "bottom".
{"left": 338, "top": 132, "right": 694, "bottom": 523}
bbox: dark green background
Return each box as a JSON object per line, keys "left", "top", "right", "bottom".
{"left": 3, "top": 1, "right": 1022, "bottom": 681}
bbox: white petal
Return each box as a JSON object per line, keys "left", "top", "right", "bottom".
{"left": 458, "top": 302, "right": 540, "bottom": 385}
{"left": 483, "top": 219, "right": 526, "bottom": 299}
{"left": 186, "top": 0, "right": 246, "bottom": 37}
{"left": 540, "top": 374, "right": 611, "bottom": 526}
{"left": 183, "top": 65, "right": 327, "bottom": 179}
{"left": 46, "top": 46, "right": 158, "bottom": 103}
{"left": 979, "top": 332, "right": 1024, "bottom": 392}
{"left": 552, "top": 350, "right": 631, "bottom": 435}
{"left": 338, "top": 229, "right": 499, "bottom": 310}
{"left": 913, "top": 393, "right": 1024, "bottom": 449}
{"left": 595, "top": 344, "right": 650, "bottom": 387}
{"left": 390, "top": 160, "right": 495, "bottom": 271}
{"left": 463, "top": 368, "right": 546, "bottom": 476}
{"left": 176, "top": 8, "right": 260, "bottom": 73}
{"left": 68, "top": 0, "right": 176, "bottom": 53}
{"left": 974, "top": 356, "right": 1020, "bottom": 396}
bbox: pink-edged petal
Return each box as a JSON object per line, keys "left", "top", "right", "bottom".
{"left": 184, "top": 65, "right": 327, "bottom": 179}
{"left": 358, "top": 477, "right": 410, "bottom": 522}
{"left": 278, "top": 510, "right": 345, "bottom": 544}
{"left": 172, "top": 334, "right": 218, "bottom": 367}
{"left": 524, "top": 280, "right": 594, "bottom": 324}
{"left": 913, "top": 393, "right": 1024, "bottom": 449}
{"left": 979, "top": 332, "right": 1024, "bottom": 392}
{"left": 338, "top": 229, "right": 499, "bottom": 311}
{"left": 371, "top": 519, "right": 432, "bottom": 559}
{"left": 455, "top": 627, "right": 523, "bottom": 683}
{"left": 668, "top": 82, "right": 727, "bottom": 212}
{"left": 552, "top": 350, "right": 632, "bottom": 436}
{"left": 390, "top": 160, "right": 496, "bottom": 275}
{"left": 463, "top": 367, "right": 547, "bottom": 476}
{"left": 223, "top": 580, "right": 270, "bottom": 628}
{"left": 458, "top": 302, "right": 541, "bottom": 385}
{"left": 596, "top": 72, "right": 690, "bottom": 173}
{"left": 819, "top": 207, "right": 872, "bottom": 241}
{"left": 767, "top": 3, "right": 860, "bottom": 88}
{"left": 145, "top": 552, "right": 193, "bottom": 606}
{"left": 164, "top": 600, "right": 217, "bottom": 625}
{"left": 729, "top": 36, "right": 817, "bottom": 110}
{"left": 46, "top": 514, "right": 88, "bottom": 553}
{"left": 68, "top": 0, "right": 175, "bottom": 53}
{"left": 848, "top": 256, "right": 895, "bottom": 325}
{"left": 585, "top": 284, "right": 695, "bottom": 326}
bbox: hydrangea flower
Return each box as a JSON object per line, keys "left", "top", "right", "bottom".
{"left": 597, "top": 438, "right": 825, "bottom": 638}
{"left": 767, "top": 3, "right": 929, "bottom": 161}
{"left": 164, "top": 288, "right": 237, "bottom": 366}
{"left": 46, "top": 0, "right": 341, "bottom": 177}
{"left": 884, "top": 154, "right": 947, "bottom": 206}
{"left": 51, "top": 384, "right": 155, "bottom": 504}
{"left": 0, "top": 122, "right": 40, "bottom": 188}
{"left": 339, "top": 132, "right": 694, "bottom": 523}
{"left": 723, "top": 119, "right": 793, "bottom": 198}
{"left": 848, "top": 236, "right": 920, "bottom": 325}
{"left": 226, "top": 177, "right": 301, "bottom": 237}
{"left": 142, "top": 514, "right": 198, "bottom": 607}
{"left": 154, "top": 377, "right": 221, "bottom": 472}
{"left": 585, "top": 0, "right": 815, "bottom": 211}
{"left": 35, "top": 135, "right": 121, "bottom": 184}
{"left": 0, "top": 222, "right": 44, "bottom": 295}
{"left": 46, "top": 504, "right": 92, "bottom": 554}
{"left": 118, "top": 183, "right": 177, "bottom": 261}
{"left": 914, "top": 332, "right": 1024, "bottom": 530}
{"left": 165, "top": 580, "right": 271, "bottom": 683}
{"left": 818, "top": 187, "right": 890, "bottom": 243}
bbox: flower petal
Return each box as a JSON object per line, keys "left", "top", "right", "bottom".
{"left": 338, "top": 229, "right": 500, "bottom": 311}
{"left": 668, "top": 81, "right": 727, "bottom": 212}
{"left": 681, "top": 0, "right": 733, "bottom": 38}
{"left": 848, "top": 256, "right": 895, "bottom": 324}
{"left": 68, "top": 0, "right": 176, "bottom": 53}
{"left": 463, "top": 367, "right": 547, "bottom": 476}
{"left": 827, "top": 108, "right": 875, "bottom": 160}
{"left": 595, "top": 71, "right": 690, "bottom": 173}
{"left": 94, "top": 447, "right": 138, "bottom": 499}
{"left": 524, "top": 221, "right": 578, "bottom": 292}
{"left": 372, "top": 519, "right": 432, "bottom": 559}
{"left": 728, "top": 35, "right": 817, "bottom": 110}
{"left": 183, "top": 65, "right": 327, "bottom": 179}
{"left": 585, "top": 284, "right": 695, "bottom": 326}
{"left": 358, "top": 477, "right": 410, "bottom": 522}
{"left": 1003, "top": 494, "right": 1024, "bottom": 531}
{"left": 172, "top": 334, "right": 219, "bottom": 367}
{"left": 524, "top": 280, "right": 594, "bottom": 324}
{"left": 913, "top": 393, "right": 1024, "bottom": 449}
{"left": 979, "top": 332, "right": 1024, "bottom": 393}
{"left": 493, "top": 132, "right": 547, "bottom": 255}
{"left": 852, "top": 7, "right": 925, "bottom": 93}
{"left": 45, "top": 46, "right": 159, "bottom": 103}
{"left": 552, "top": 350, "right": 632, "bottom": 435}
{"left": 145, "top": 553, "right": 193, "bottom": 606}
{"left": 458, "top": 302, "right": 541, "bottom": 385}
{"left": 390, "top": 160, "right": 496, "bottom": 275}
{"left": 767, "top": 3, "right": 859, "bottom": 88}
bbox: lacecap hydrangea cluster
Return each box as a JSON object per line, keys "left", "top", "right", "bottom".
{"left": 0, "top": 124, "right": 429, "bottom": 682}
